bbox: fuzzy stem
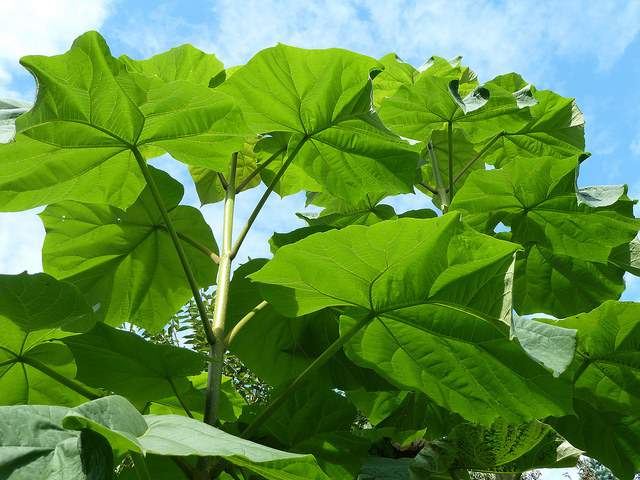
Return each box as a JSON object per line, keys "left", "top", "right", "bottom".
{"left": 133, "top": 148, "right": 215, "bottom": 346}
{"left": 241, "top": 312, "right": 374, "bottom": 439}
{"left": 203, "top": 153, "right": 238, "bottom": 426}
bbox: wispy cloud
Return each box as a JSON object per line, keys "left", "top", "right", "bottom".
{"left": 0, "top": 0, "right": 114, "bottom": 97}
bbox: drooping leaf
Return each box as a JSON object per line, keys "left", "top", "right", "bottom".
{"left": 219, "top": 43, "right": 419, "bottom": 201}
{"left": 450, "top": 155, "right": 639, "bottom": 316}
{"left": 0, "top": 98, "right": 30, "bottom": 143}
{"left": 0, "top": 405, "right": 112, "bottom": 480}
{"left": 41, "top": 167, "right": 217, "bottom": 331}
{"left": 62, "top": 322, "right": 206, "bottom": 408}
{"left": 0, "top": 273, "right": 96, "bottom": 406}
{"left": 250, "top": 215, "right": 573, "bottom": 425}
{"left": 0, "top": 31, "right": 247, "bottom": 212}
{"left": 42, "top": 395, "right": 330, "bottom": 479}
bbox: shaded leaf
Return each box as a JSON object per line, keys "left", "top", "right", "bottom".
{"left": 41, "top": 167, "right": 217, "bottom": 331}
{"left": 250, "top": 215, "right": 573, "bottom": 424}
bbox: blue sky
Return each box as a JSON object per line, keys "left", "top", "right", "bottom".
{"left": 1, "top": 2, "right": 638, "bottom": 476}
{"left": 2, "top": 0, "right": 640, "bottom": 306}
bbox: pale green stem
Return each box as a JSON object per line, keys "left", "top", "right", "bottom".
{"left": 230, "top": 139, "right": 306, "bottom": 259}
{"left": 447, "top": 121, "right": 454, "bottom": 198}
{"left": 451, "top": 130, "right": 504, "bottom": 187}
{"left": 241, "top": 312, "right": 374, "bottom": 439}
{"left": 132, "top": 148, "right": 215, "bottom": 346}
{"left": 236, "top": 147, "right": 286, "bottom": 192}
{"left": 427, "top": 140, "right": 450, "bottom": 212}
{"left": 203, "top": 153, "right": 238, "bottom": 426}
{"left": 224, "top": 300, "right": 269, "bottom": 345}
{"left": 20, "top": 355, "right": 99, "bottom": 400}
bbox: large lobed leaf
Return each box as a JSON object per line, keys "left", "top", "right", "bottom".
{"left": 0, "top": 273, "right": 96, "bottom": 406}
{"left": 549, "top": 301, "right": 640, "bottom": 478}
{"left": 0, "top": 31, "right": 247, "bottom": 212}
{"left": 0, "top": 395, "right": 330, "bottom": 480}
{"left": 250, "top": 214, "right": 574, "bottom": 425}
{"left": 450, "top": 155, "right": 639, "bottom": 317}
{"left": 218, "top": 43, "right": 420, "bottom": 201}
{"left": 40, "top": 167, "right": 217, "bottom": 331}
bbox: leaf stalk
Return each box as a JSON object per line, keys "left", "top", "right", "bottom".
{"left": 241, "top": 312, "right": 374, "bottom": 439}
{"left": 132, "top": 148, "right": 215, "bottom": 346}
{"left": 427, "top": 140, "right": 450, "bottom": 212}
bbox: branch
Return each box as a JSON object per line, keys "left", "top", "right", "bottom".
{"left": 241, "top": 312, "right": 374, "bottom": 439}
{"left": 204, "top": 153, "right": 238, "bottom": 426}
{"left": 132, "top": 148, "right": 215, "bottom": 347}
{"left": 236, "top": 147, "right": 286, "bottom": 192}
{"left": 155, "top": 226, "right": 220, "bottom": 264}
{"left": 167, "top": 376, "right": 194, "bottom": 419}
{"left": 230, "top": 139, "right": 306, "bottom": 259}
{"left": 451, "top": 131, "right": 504, "bottom": 187}
{"left": 20, "top": 355, "right": 100, "bottom": 400}
{"left": 419, "top": 181, "right": 438, "bottom": 195}
{"left": 224, "top": 300, "right": 269, "bottom": 345}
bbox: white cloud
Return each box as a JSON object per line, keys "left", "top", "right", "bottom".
{"left": 0, "top": 0, "right": 113, "bottom": 96}
{"left": 196, "top": 0, "right": 640, "bottom": 83}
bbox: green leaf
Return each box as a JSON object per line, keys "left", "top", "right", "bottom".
{"left": 148, "top": 374, "right": 245, "bottom": 423}
{"left": 372, "top": 53, "right": 419, "bottom": 108}
{"left": 480, "top": 76, "right": 585, "bottom": 166}
{"left": 410, "top": 420, "right": 581, "bottom": 477}
{"left": 61, "top": 396, "right": 330, "bottom": 479}
{"left": 511, "top": 316, "right": 577, "bottom": 377}
{"left": 62, "top": 322, "right": 206, "bottom": 408}
{"left": 0, "top": 31, "right": 247, "bottom": 212}
{"left": 450, "top": 155, "right": 639, "bottom": 316}
{"left": 120, "top": 44, "right": 224, "bottom": 85}
{"left": 546, "top": 301, "right": 640, "bottom": 478}
{"left": 0, "top": 272, "right": 96, "bottom": 406}
{"left": 219, "top": 44, "right": 419, "bottom": 201}
{"left": 420, "top": 126, "right": 482, "bottom": 198}
{"left": 0, "top": 98, "right": 30, "bottom": 143}
{"left": 551, "top": 400, "right": 640, "bottom": 480}
{"left": 0, "top": 405, "right": 112, "bottom": 480}
{"left": 189, "top": 138, "right": 260, "bottom": 205}
{"left": 228, "top": 259, "right": 390, "bottom": 390}
{"left": 250, "top": 215, "right": 573, "bottom": 425}
{"left": 300, "top": 192, "right": 397, "bottom": 228}
{"left": 358, "top": 456, "right": 412, "bottom": 480}
{"left": 41, "top": 167, "right": 217, "bottom": 331}
{"left": 379, "top": 69, "right": 527, "bottom": 145}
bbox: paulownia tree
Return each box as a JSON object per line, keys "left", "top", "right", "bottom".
{"left": 0, "top": 32, "right": 639, "bottom": 480}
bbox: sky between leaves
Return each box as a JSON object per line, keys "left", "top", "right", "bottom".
{"left": 1, "top": 0, "right": 640, "bottom": 304}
